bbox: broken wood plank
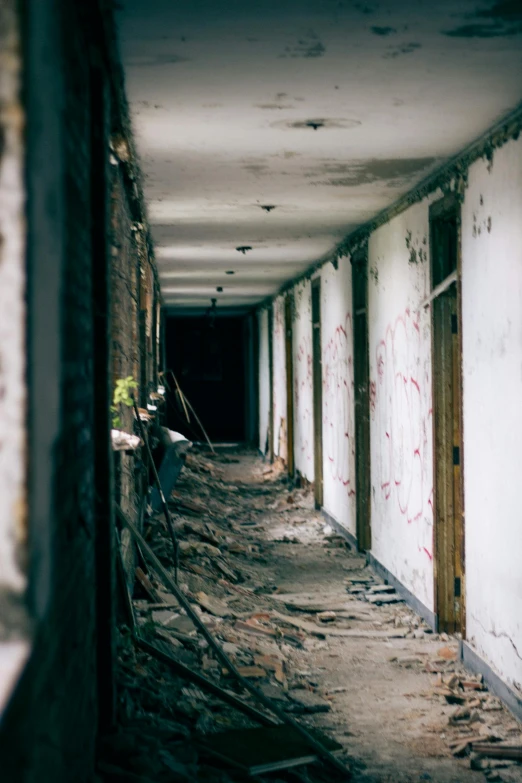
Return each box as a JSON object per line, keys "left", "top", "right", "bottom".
{"left": 287, "top": 689, "right": 332, "bottom": 713}
{"left": 366, "top": 592, "right": 402, "bottom": 604}
{"left": 271, "top": 592, "right": 356, "bottom": 612}
{"left": 471, "top": 743, "right": 522, "bottom": 760}
{"left": 272, "top": 611, "right": 409, "bottom": 638}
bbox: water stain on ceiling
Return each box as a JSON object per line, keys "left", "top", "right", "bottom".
{"left": 383, "top": 42, "right": 422, "bottom": 58}
{"left": 242, "top": 164, "right": 270, "bottom": 176}
{"left": 443, "top": 0, "right": 522, "bottom": 37}
{"left": 307, "top": 157, "right": 438, "bottom": 187}
{"left": 371, "top": 26, "right": 397, "bottom": 35}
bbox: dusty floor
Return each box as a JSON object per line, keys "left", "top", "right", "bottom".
{"left": 100, "top": 448, "right": 522, "bottom": 783}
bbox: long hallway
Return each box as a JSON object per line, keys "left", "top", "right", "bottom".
{"left": 1, "top": 1, "right": 522, "bottom": 781}
{"left": 105, "top": 448, "right": 522, "bottom": 783}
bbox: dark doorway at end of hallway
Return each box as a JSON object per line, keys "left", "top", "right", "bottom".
{"left": 165, "top": 316, "right": 246, "bottom": 443}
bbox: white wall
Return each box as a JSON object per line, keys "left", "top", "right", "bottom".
{"left": 272, "top": 296, "right": 287, "bottom": 460}
{"left": 320, "top": 259, "right": 356, "bottom": 535}
{"left": 258, "top": 308, "right": 270, "bottom": 454}
{"left": 368, "top": 201, "right": 434, "bottom": 610}
{"left": 462, "top": 137, "right": 522, "bottom": 691}
{"left": 292, "top": 279, "right": 314, "bottom": 481}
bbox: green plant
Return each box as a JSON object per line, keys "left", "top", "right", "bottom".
{"left": 111, "top": 376, "right": 138, "bottom": 429}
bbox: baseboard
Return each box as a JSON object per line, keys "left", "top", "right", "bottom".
{"left": 460, "top": 640, "right": 522, "bottom": 723}
{"left": 367, "top": 553, "right": 437, "bottom": 631}
{"left": 321, "top": 508, "right": 359, "bottom": 551}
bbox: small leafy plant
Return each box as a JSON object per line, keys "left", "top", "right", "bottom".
{"left": 111, "top": 376, "right": 138, "bottom": 429}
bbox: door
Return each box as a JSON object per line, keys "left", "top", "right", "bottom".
{"left": 431, "top": 195, "right": 465, "bottom": 635}
{"left": 268, "top": 305, "right": 275, "bottom": 462}
{"left": 352, "top": 249, "right": 372, "bottom": 551}
{"left": 311, "top": 279, "right": 323, "bottom": 509}
{"left": 285, "top": 294, "right": 295, "bottom": 477}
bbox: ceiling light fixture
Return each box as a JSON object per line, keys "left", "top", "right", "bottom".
{"left": 305, "top": 120, "right": 324, "bottom": 130}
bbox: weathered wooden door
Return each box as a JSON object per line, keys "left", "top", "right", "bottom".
{"left": 311, "top": 279, "right": 323, "bottom": 509}
{"left": 352, "top": 250, "right": 372, "bottom": 551}
{"left": 431, "top": 195, "right": 465, "bottom": 635}
{"left": 285, "top": 294, "right": 295, "bottom": 477}
{"left": 268, "top": 304, "right": 274, "bottom": 462}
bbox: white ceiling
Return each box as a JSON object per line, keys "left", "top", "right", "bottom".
{"left": 117, "top": 0, "right": 522, "bottom": 310}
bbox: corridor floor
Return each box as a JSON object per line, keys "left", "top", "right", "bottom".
{"left": 102, "top": 449, "right": 522, "bottom": 783}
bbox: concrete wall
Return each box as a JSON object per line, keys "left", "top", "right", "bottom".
{"left": 258, "top": 308, "right": 270, "bottom": 454}
{"left": 272, "top": 296, "right": 287, "bottom": 461}
{"left": 320, "top": 259, "right": 356, "bottom": 536}
{"left": 368, "top": 201, "right": 434, "bottom": 611}
{"left": 292, "top": 279, "right": 314, "bottom": 482}
{"left": 461, "top": 137, "right": 522, "bottom": 691}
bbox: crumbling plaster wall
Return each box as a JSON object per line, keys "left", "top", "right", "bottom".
{"left": 292, "top": 278, "right": 314, "bottom": 482}
{"left": 461, "top": 137, "right": 522, "bottom": 691}
{"left": 368, "top": 201, "right": 434, "bottom": 612}
{"left": 320, "top": 259, "right": 356, "bottom": 535}
{"left": 272, "top": 296, "right": 287, "bottom": 461}
{"left": 258, "top": 308, "right": 270, "bottom": 454}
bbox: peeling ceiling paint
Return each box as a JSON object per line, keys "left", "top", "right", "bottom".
{"left": 117, "top": 0, "right": 522, "bottom": 309}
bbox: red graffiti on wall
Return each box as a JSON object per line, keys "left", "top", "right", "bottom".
{"left": 323, "top": 314, "right": 355, "bottom": 496}
{"left": 373, "top": 307, "right": 433, "bottom": 558}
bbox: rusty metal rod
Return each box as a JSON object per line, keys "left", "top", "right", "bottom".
{"left": 167, "top": 370, "right": 215, "bottom": 454}
{"left": 119, "top": 509, "right": 351, "bottom": 780}
{"left": 131, "top": 397, "right": 179, "bottom": 582}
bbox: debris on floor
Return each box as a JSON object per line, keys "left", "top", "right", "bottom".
{"left": 99, "top": 447, "right": 522, "bottom": 783}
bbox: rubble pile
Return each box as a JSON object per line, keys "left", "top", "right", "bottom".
{"left": 96, "top": 447, "right": 522, "bottom": 783}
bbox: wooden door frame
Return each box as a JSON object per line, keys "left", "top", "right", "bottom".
{"left": 285, "top": 294, "right": 295, "bottom": 477}
{"left": 352, "top": 247, "right": 372, "bottom": 551}
{"left": 430, "top": 192, "right": 466, "bottom": 636}
{"left": 311, "top": 278, "right": 324, "bottom": 509}
{"left": 268, "top": 305, "right": 275, "bottom": 462}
